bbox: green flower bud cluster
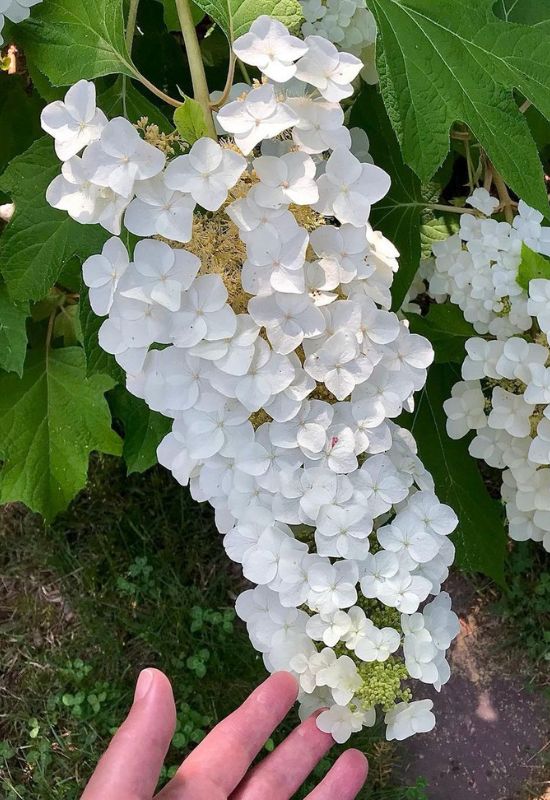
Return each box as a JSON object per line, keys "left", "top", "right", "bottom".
{"left": 356, "top": 657, "right": 412, "bottom": 712}
{"left": 356, "top": 596, "right": 401, "bottom": 629}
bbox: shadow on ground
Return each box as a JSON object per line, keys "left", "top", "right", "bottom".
{"left": 399, "top": 575, "right": 549, "bottom": 800}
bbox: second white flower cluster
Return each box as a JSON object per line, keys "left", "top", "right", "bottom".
{"left": 430, "top": 189, "right": 550, "bottom": 552}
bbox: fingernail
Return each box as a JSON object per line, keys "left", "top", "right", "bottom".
{"left": 134, "top": 669, "right": 154, "bottom": 702}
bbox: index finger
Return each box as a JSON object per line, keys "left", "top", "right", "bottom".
{"left": 82, "top": 669, "right": 176, "bottom": 800}
{"left": 157, "top": 671, "right": 299, "bottom": 798}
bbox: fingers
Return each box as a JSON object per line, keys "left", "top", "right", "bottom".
{"left": 81, "top": 669, "right": 176, "bottom": 800}
{"left": 304, "top": 749, "right": 368, "bottom": 800}
{"left": 156, "top": 672, "right": 298, "bottom": 799}
{"left": 230, "top": 711, "right": 334, "bottom": 800}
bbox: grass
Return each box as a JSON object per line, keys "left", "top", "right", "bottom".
{"left": 491, "top": 540, "right": 550, "bottom": 674}
{"left": 0, "top": 456, "right": 429, "bottom": 800}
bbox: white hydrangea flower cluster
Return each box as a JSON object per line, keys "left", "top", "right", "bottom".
{"left": 40, "top": 16, "right": 460, "bottom": 743}
{"left": 300, "top": 0, "right": 378, "bottom": 83}
{"left": 0, "top": 0, "right": 41, "bottom": 45}
{"left": 429, "top": 188, "right": 550, "bottom": 552}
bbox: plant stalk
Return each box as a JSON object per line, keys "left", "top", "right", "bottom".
{"left": 125, "top": 0, "right": 140, "bottom": 52}
{"left": 125, "top": 0, "right": 182, "bottom": 108}
{"left": 211, "top": 52, "right": 236, "bottom": 109}
{"left": 492, "top": 167, "right": 515, "bottom": 223}
{"left": 175, "top": 0, "right": 217, "bottom": 138}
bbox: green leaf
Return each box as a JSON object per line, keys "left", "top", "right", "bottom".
{"left": 495, "top": 0, "right": 550, "bottom": 25}
{"left": 0, "top": 347, "right": 121, "bottom": 520}
{"left": 370, "top": 0, "right": 550, "bottom": 215}
{"left": 158, "top": 0, "right": 205, "bottom": 30}
{"left": 110, "top": 387, "right": 171, "bottom": 474}
{"left": 0, "top": 286, "right": 29, "bottom": 376}
{"left": 401, "top": 364, "right": 507, "bottom": 584}
{"left": 351, "top": 85, "right": 425, "bottom": 310}
{"left": 79, "top": 288, "right": 123, "bottom": 383}
{"left": 420, "top": 216, "right": 460, "bottom": 260}
{"left": 99, "top": 76, "right": 172, "bottom": 132}
{"left": 516, "top": 241, "right": 550, "bottom": 289}
{"left": 173, "top": 97, "right": 210, "bottom": 144}
{"left": 53, "top": 304, "right": 82, "bottom": 346}
{"left": 193, "top": 0, "right": 303, "bottom": 41}
{"left": 406, "top": 305, "right": 476, "bottom": 363}
{"left": 13, "top": 0, "right": 135, "bottom": 85}
{"left": 0, "top": 138, "right": 108, "bottom": 302}
{"left": 0, "top": 74, "right": 43, "bottom": 186}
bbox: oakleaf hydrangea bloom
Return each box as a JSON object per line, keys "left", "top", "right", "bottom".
{"left": 425, "top": 192, "right": 550, "bottom": 552}
{"left": 0, "top": 0, "right": 42, "bottom": 45}
{"left": 300, "top": 0, "right": 378, "bottom": 83}
{"left": 232, "top": 15, "right": 308, "bottom": 82}
{"left": 41, "top": 80, "right": 108, "bottom": 162}
{"left": 41, "top": 19, "right": 460, "bottom": 744}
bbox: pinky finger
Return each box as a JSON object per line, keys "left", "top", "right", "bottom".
{"left": 305, "top": 750, "right": 368, "bottom": 800}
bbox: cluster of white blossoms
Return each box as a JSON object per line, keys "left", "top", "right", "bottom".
{"left": 428, "top": 188, "right": 550, "bottom": 552}
{"left": 300, "top": 0, "right": 378, "bottom": 83}
{"left": 40, "top": 16, "right": 460, "bottom": 743}
{"left": 0, "top": 0, "right": 41, "bottom": 44}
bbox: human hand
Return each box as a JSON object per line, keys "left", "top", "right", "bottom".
{"left": 81, "top": 669, "right": 368, "bottom": 800}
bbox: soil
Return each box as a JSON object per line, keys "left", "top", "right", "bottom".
{"left": 398, "top": 574, "right": 550, "bottom": 800}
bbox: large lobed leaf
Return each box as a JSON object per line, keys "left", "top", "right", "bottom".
{"left": 0, "top": 347, "right": 121, "bottom": 520}
{"left": 110, "top": 388, "right": 171, "bottom": 474}
{"left": 193, "top": 0, "right": 303, "bottom": 41}
{"left": 0, "top": 74, "right": 43, "bottom": 192}
{"left": 370, "top": 0, "right": 550, "bottom": 215}
{"left": 401, "top": 364, "right": 507, "bottom": 585}
{"left": 0, "top": 137, "right": 108, "bottom": 302}
{"left": 0, "top": 287, "right": 29, "bottom": 377}
{"left": 11, "top": 0, "right": 135, "bottom": 85}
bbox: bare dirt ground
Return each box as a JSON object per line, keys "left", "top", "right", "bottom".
{"left": 399, "top": 575, "right": 550, "bottom": 800}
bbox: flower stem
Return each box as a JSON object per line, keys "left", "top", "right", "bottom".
{"left": 427, "top": 203, "right": 477, "bottom": 215}
{"left": 134, "top": 72, "right": 183, "bottom": 107}
{"left": 492, "top": 167, "right": 515, "bottom": 223}
{"left": 124, "top": 0, "right": 183, "bottom": 108}
{"left": 211, "top": 51, "right": 236, "bottom": 109}
{"left": 125, "top": 0, "right": 140, "bottom": 52}
{"left": 237, "top": 58, "right": 251, "bottom": 84}
{"left": 175, "top": 0, "right": 217, "bottom": 139}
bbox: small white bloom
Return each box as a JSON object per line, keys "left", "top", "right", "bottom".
{"left": 248, "top": 292, "right": 325, "bottom": 355}
{"left": 119, "top": 239, "right": 200, "bottom": 312}
{"left": 314, "top": 147, "right": 390, "bottom": 227}
{"left": 355, "top": 624, "right": 401, "bottom": 662}
{"left": 316, "top": 704, "right": 370, "bottom": 743}
{"left": 164, "top": 138, "right": 246, "bottom": 211}
{"left": 217, "top": 84, "right": 298, "bottom": 155}
{"left": 41, "top": 80, "right": 107, "bottom": 161}
{"left": 317, "top": 654, "right": 362, "bottom": 705}
{"left": 82, "top": 236, "right": 129, "bottom": 315}
{"left": 171, "top": 274, "right": 235, "bottom": 345}
{"left": 295, "top": 35, "right": 362, "bottom": 102}
{"left": 385, "top": 700, "right": 435, "bottom": 741}
{"left": 233, "top": 15, "right": 308, "bottom": 82}
{"left": 527, "top": 279, "right": 550, "bottom": 334}
{"left": 253, "top": 151, "right": 318, "bottom": 208}
{"left": 443, "top": 381, "right": 487, "bottom": 439}
{"left": 466, "top": 188, "right": 499, "bottom": 217}
{"left": 82, "top": 117, "right": 166, "bottom": 197}
{"left": 289, "top": 96, "right": 351, "bottom": 154}
{"left": 46, "top": 155, "right": 130, "bottom": 234}
{"left": 124, "top": 173, "right": 195, "bottom": 242}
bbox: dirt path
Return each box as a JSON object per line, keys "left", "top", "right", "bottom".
{"left": 398, "top": 576, "right": 549, "bottom": 799}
